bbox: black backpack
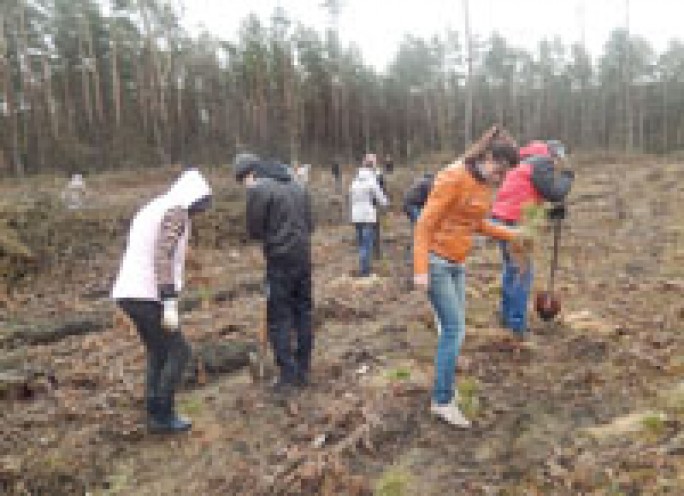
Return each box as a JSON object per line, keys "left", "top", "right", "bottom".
{"left": 403, "top": 173, "right": 434, "bottom": 215}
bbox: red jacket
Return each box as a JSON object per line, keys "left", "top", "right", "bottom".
{"left": 492, "top": 154, "right": 575, "bottom": 223}
{"left": 491, "top": 162, "right": 543, "bottom": 222}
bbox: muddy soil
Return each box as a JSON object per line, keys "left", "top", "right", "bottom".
{"left": 0, "top": 160, "right": 682, "bottom": 495}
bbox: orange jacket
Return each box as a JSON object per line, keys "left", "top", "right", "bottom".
{"left": 414, "top": 163, "right": 515, "bottom": 276}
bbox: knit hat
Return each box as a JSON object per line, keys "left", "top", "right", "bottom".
{"left": 519, "top": 141, "right": 550, "bottom": 160}
{"left": 234, "top": 152, "right": 261, "bottom": 181}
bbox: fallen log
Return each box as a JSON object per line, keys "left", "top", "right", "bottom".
{"left": 1, "top": 312, "right": 112, "bottom": 348}
{"left": 184, "top": 340, "right": 256, "bottom": 386}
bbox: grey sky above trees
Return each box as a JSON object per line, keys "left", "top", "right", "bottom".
{"left": 184, "top": 0, "right": 681, "bottom": 71}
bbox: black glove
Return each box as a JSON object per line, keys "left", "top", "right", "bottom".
{"left": 547, "top": 203, "right": 567, "bottom": 221}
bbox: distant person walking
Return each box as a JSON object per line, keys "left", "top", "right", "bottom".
{"left": 61, "top": 173, "right": 88, "bottom": 210}
{"left": 384, "top": 154, "right": 394, "bottom": 174}
{"left": 295, "top": 163, "right": 311, "bottom": 185}
{"left": 331, "top": 161, "right": 341, "bottom": 183}
{"left": 112, "top": 168, "right": 212, "bottom": 434}
{"left": 364, "top": 153, "right": 387, "bottom": 259}
{"left": 350, "top": 157, "right": 388, "bottom": 277}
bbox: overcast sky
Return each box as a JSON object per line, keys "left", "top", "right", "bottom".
{"left": 183, "top": 0, "right": 680, "bottom": 71}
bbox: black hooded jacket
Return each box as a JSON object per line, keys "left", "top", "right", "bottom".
{"left": 402, "top": 173, "right": 434, "bottom": 215}
{"left": 246, "top": 161, "right": 314, "bottom": 265}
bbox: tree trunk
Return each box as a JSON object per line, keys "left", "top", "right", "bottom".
{"left": 111, "top": 36, "right": 121, "bottom": 128}
{"left": 138, "top": 0, "right": 167, "bottom": 164}
{"left": 78, "top": 33, "right": 93, "bottom": 128}
{"left": 662, "top": 79, "right": 668, "bottom": 152}
{"left": 0, "top": 8, "right": 22, "bottom": 176}
{"left": 41, "top": 51, "right": 58, "bottom": 139}
{"left": 84, "top": 15, "right": 104, "bottom": 125}
{"left": 463, "top": 0, "right": 473, "bottom": 146}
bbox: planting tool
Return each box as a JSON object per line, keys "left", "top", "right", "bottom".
{"left": 535, "top": 212, "right": 563, "bottom": 321}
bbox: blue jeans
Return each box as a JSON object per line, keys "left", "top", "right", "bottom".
{"left": 492, "top": 219, "right": 533, "bottom": 334}
{"left": 406, "top": 205, "right": 421, "bottom": 225}
{"left": 428, "top": 253, "right": 466, "bottom": 405}
{"left": 355, "top": 223, "right": 375, "bottom": 276}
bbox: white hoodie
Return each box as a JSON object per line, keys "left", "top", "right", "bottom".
{"left": 349, "top": 167, "right": 388, "bottom": 224}
{"left": 111, "top": 169, "right": 211, "bottom": 301}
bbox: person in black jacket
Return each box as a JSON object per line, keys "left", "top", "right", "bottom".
{"left": 331, "top": 161, "right": 341, "bottom": 182}
{"left": 234, "top": 153, "right": 315, "bottom": 394}
{"left": 363, "top": 153, "right": 387, "bottom": 259}
{"left": 384, "top": 154, "right": 394, "bottom": 174}
{"left": 403, "top": 172, "right": 435, "bottom": 225}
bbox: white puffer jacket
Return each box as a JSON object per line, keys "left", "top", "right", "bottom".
{"left": 349, "top": 167, "right": 388, "bottom": 224}
{"left": 111, "top": 169, "right": 211, "bottom": 301}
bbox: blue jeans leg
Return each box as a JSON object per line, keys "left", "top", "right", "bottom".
{"left": 499, "top": 239, "right": 533, "bottom": 334}
{"left": 356, "top": 224, "right": 375, "bottom": 276}
{"left": 428, "top": 253, "right": 466, "bottom": 405}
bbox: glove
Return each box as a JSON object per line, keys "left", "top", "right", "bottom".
{"left": 508, "top": 228, "right": 533, "bottom": 274}
{"left": 161, "top": 298, "right": 179, "bottom": 330}
{"left": 509, "top": 228, "right": 534, "bottom": 255}
{"left": 547, "top": 203, "right": 567, "bottom": 221}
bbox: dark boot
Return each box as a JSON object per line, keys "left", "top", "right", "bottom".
{"left": 294, "top": 365, "right": 310, "bottom": 388}
{"left": 146, "top": 397, "right": 167, "bottom": 433}
{"left": 147, "top": 397, "right": 192, "bottom": 434}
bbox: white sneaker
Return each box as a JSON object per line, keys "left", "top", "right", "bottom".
{"left": 430, "top": 401, "right": 471, "bottom": 428}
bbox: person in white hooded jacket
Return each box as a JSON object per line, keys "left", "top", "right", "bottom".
{"left": 349, "top": 159, "right": 388, "bottom": 276}
{"left": 112, "top": 167, "right": 212, "bottom": 434}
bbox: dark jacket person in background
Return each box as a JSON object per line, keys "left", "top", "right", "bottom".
{"left": 403, "top": 172, "right": 435, "bottom": 225}
{"left": 234, "top": 153, "right": 315, "bottom": 395}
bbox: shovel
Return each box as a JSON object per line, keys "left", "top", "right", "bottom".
{"left": 535, "top": 214, "right": 562, "bottom": 321}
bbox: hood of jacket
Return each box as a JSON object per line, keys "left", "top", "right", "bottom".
{"left": 162, "top": 168, "right": 212, "bottom": 209}
{"left": 254, "top": 161, "right": 292, "bottom": 183}
{"left": 519, "top": 141, "right": 550, "bottom": 160}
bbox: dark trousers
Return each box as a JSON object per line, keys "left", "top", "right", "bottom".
{"left": 266, "top": 260, "right": 313, "bottom": 385}
{"left": 117, "top": 299, "right": 191, "bottom": 407}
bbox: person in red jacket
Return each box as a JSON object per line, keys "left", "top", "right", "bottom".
{"left": 491, "top": 140, "right": 574, "bottom": 336}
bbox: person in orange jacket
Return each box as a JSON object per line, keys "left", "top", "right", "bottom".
{"left": 413, "top": 126, "right": 531, "bottom": 428}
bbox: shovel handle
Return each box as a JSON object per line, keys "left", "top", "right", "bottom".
{"left": 548, "top": 218, "right": 562, "bottom": 293}
{"left": 259, "top": 303, "right": 268, "bottom": 351}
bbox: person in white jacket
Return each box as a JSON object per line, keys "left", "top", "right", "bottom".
{"left": 112, "top": 168, "right": 212, "bottom": 434}
{"left": 349, "top": 159, "right": 388, "bottom": 276}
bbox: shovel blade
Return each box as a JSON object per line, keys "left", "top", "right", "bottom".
{"left": 535, "top": 291, "right": 561, "bottom": 321}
